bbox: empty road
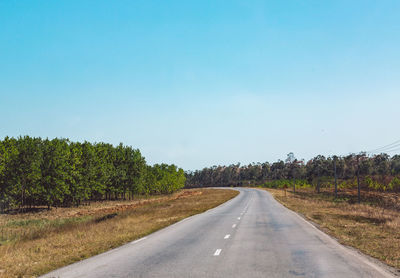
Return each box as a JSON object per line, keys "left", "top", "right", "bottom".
{"left": 42, "top": 188, "right": 395, "bottom": 278}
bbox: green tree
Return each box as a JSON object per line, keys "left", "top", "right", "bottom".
{"left": 40, "top": 138, "right": 71, "bottom": 209}
{"left": 12, "top": 136, "right": 42, "bottom": 210}
{"left": 66, "top": 142, "right": 84, "bottom": 206}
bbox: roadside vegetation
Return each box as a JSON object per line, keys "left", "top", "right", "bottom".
{"left": 0, "top": 135, "right": 192, "bottom": 277}
{"left": 0, "top": 136, "right": 185, "bottom": 212}
{"left": 185, "top": 152, "right": 400, "bottom": 195}
{"left": 263, "top": 187, "right": 400, "bottom": 269}
{"left": 0, "top": 188, "right": 238, "bottom": 278}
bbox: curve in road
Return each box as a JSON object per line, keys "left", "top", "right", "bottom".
{"left": 42, "top": 188, "right": 395, "bottom": 278}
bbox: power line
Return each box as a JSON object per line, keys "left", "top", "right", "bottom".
{"left": 368, "top": 144, "right": 400, "bottom": 154}
{"left": 383, "top": 146, "right": 400, "bottom": 153}
{"left": 370, "top": 139, "right": 400, "bottom": 150}
{"left": 367, "top": 139, "right": 400, "bottom": 154}
{"left": 368, "top": 140, "right": 400, "bottom": 153}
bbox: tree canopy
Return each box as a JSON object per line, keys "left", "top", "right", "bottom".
{"left": 0, "top": 136, "right": 186, "bottom": 211}
{"left": 185, "top": 153, "right": 400, "bottom": 192}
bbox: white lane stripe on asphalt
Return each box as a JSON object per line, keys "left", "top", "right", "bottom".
{"left": 224, "top": 234, "right": 230, "bottom": 239}
{"left": 232, "top": 224, "right": 236, "bottom": 228}
{"left": 214, "top": 249, "right": 222, "bottom": 256}
{"left": 130, "top": 237, "right": 147, "bottom": 245}
{"left": 237, "top": 217, "right": 241, "bottom": 220}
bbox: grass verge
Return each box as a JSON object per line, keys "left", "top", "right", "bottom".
{"left": 0, "top": 188, "right": 238, "bottom": 278}
{"left": 261, "top": 187, "right": 400, "bottom": 270}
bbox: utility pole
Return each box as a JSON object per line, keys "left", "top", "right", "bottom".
{"left": 356, "top": 154, "right": 361, "bottom": 204}
{"left": 316, "top": 164, "right": 320, "bottom": 194}
{"left": 293, "top": 161, "right": 296, "bottom": 193}
{"left": 293, "top": 176, "right": 296, "bottom": 193}
{"left": 286, "top": 152, "right": 296, "bottom": 193}
{"left": 334, "top": 156, "right": 338, "bottom": 198}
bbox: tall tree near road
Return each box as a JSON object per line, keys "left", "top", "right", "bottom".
{"left": 13, "top": 136, "right": 42, "bottom": 211}
{"left": 286, "top": 153, "right": 296, "bottom": 193}
{"left": 40, "top": 138, "right": 71, "bottom": 209}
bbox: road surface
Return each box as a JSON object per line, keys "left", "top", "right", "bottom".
{"left": 42, "top": 188, "right": 395, "bottom": 278}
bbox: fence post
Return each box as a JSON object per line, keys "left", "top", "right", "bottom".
{"left": 357, "top": 155, "right": 361, "bottom": 204}
{"left": 293, "top": 178, "right": 296, "bottom": 193}
{"left": 334, "top": 158, "right": 338, "bottom": 198}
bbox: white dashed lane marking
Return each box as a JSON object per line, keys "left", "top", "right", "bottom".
{"left": 224, "top": 234, "right": 230, "bottom": 239}
{"left": 214, "top": 249, "right": 222, "bottom": 256}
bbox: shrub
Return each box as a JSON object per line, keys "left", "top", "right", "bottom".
{"left": 388, "top": 177, "right": 400, "bottom": 191}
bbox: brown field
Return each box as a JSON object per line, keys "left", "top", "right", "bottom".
{"left": 0, "top": 188, "right": 238, "bottom": 278}
{"left": 262, "top": 187, "right": 400, "bottom": 270}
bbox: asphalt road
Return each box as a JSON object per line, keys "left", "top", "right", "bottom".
{"left": 42, "top": 188, "right": 395, "bottom": 278}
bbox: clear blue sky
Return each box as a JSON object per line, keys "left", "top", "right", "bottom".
{"left": 1, "top": 1, "right": 400, "bottom": 170}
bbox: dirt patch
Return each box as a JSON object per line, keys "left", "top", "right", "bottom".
{"left": 0, "top": 190, "right": 204, "bottom": 223}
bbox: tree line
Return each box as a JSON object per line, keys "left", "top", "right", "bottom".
{"left": 185, "top": 153, "right": 400, "bottom": 192}
{"left": 0, "top": 136, "right": 185, "bottom": 211}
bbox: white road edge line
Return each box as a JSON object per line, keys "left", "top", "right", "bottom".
{"left": 214, "top": 249, "right": 222, "bottom": 256}
{"left": 130, "top": 237, "right": 147, "bottom": 245}
{"left": 257, "top": 188, "right": 394, "bottom": 278}
{"left": 232, "top": 224, "right": 236, "bottom": 228}
{"left": 224, "top": 234, "right": 230, "bottom": 239}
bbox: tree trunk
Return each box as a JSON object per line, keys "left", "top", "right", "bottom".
{"left": 334, "top": 159, "right": 338, "bottom": 198}
{"left": 293, "top": 178, "right": 295, "bottom": 193}
{"left": 357, "top": 156, "right": 361, "bottom": 204}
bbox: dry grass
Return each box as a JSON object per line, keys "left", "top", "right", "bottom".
{"left": 262, "top": 187, "right": 400, "bottom": 269}
{"left": 0, "top": 188, "right": 238, "bottom": 278}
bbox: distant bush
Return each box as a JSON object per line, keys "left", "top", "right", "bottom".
{"left": 365, "top": 176, "right": 383, "bottom": 190}
{"left": 365, "top": 176, "right": 400, "bottom": 191}
{"left": 388, "top": 177, "right": 400, "bottom": 191}
{"left": 339, "top": 178, "right": 357, "bottom": 189}
{"left": 261, "top": 179, "right": 311, "bottom": 189}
